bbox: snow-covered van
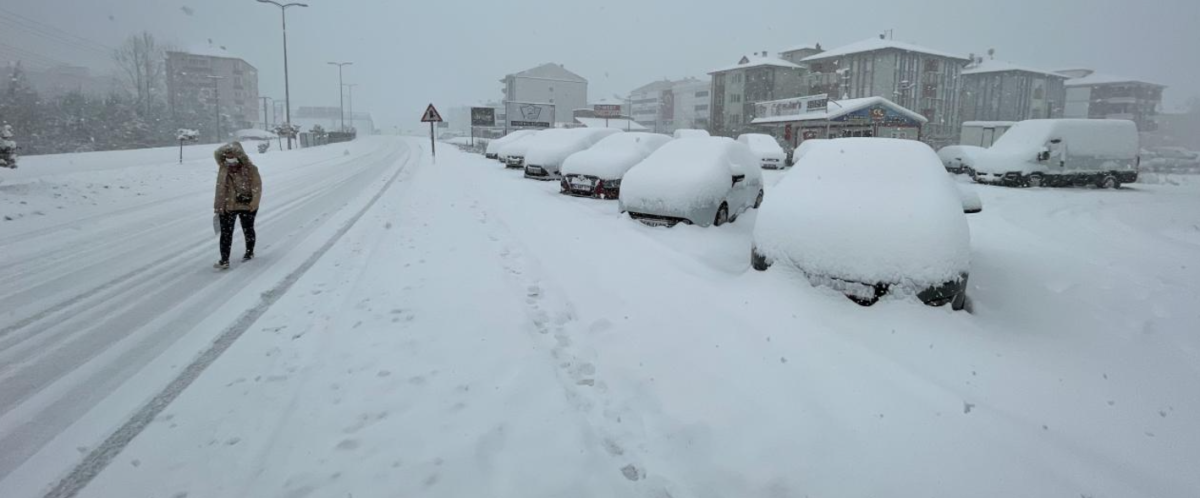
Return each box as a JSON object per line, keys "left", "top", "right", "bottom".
{"left": 972, "top": 119, "right": 1139, "bottom": 189}
{"left": 960, "top": 121, "right": 1014, "bottom": 148}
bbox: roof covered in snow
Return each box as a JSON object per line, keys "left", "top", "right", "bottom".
{"left": 779, "top": 43, "right": 822, "bottom": 54}
{"left": 575, "top": 117, "right": 647, "bottom": 131}
{"left": 709, "top": 55, "right": 805, "bottom": 75}
{"left": 751, "top": 96, "right": 928, "bottom": 125}
{"left": 962, "top": 59, "right": 1068, "bottom": 78}
{"left": 801, "top": 38, "right": 969, "bottom": 62}
{"left": 506, "top": 63, "right": 587, "bottom": 83}
{"left": 1065, "top": 72, "right": 1165, "bottom": 88}
{"left": 174, "top": 43, "right": 244, "bottom": 61}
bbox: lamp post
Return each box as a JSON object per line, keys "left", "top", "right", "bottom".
{"left": 205, "top": 75, "right": 225, "bottom": 142}
{"left": 256, "top": 0, "right": 308, "bottom": 150}
{"left": 343, "top": 83, "right": 358, "bottom": 134}
{"left": 327, "top": 61, "right": 352, "bottom": 132}
{"left": 260, "top": 96, "right": 273, "bottom": 130}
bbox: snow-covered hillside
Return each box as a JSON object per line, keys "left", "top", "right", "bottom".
{"left": 1, "top": 139, "right": 1197, "bottom": 498}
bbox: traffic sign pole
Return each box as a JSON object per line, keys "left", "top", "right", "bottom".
{"left": 420, "top": 103, "right": 444, "bottom": 161}
{"left": 430, "top": 122, "right": 436, "bottom": 159}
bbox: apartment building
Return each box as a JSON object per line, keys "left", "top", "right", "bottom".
{"left": 1061, "top": 69, "right": 1165, "bottom": 132}
{"left": 960, "top": 59, "right": 1068, "bottom": 122}
{"left": 627, "top": 78, "right": 711, "bottom": 133}
{"left": 166, "top": 46, "right": 259, "bottom": 135}
{"left": 708, "top": 54, "right": 807, "bottom": 136}
{"left": 500, "top": 63, "right": 588, "bottom": 125}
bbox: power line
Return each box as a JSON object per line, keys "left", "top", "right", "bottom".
{"left": 0, "top": 41, "right": 72, "bottom": 70}
{"left": 0, "top": 16, "right": 112, "bottom": 61}
{"left": 0, "top": 7, "right": 115, "bottom": 53}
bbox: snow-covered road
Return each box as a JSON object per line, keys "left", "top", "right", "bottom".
{"left": 1, "top": 138, "right": 1197, "bottom": 498}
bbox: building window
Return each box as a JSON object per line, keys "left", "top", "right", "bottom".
{"left": 694, "top": 104, "right": 709, "bottom": 111}
{"left": 1033, "top": 85, "right": 1045, "bottom": 100}
{"left": 695, "top": 91, "right": 709, "bottom": 98}
{"left": 922, "top": 84, "right": 937, "bottom": 98}
{"left": 549, "top": 86, "right": 554, "bottom": 92}
{"left": 811, "top": 62, "right": 824, "bottom": 73}
{"left": 924, "top": 59, "right": 940, "bottom": 72}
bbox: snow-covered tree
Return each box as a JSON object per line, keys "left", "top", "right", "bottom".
{"left": 0, "top": 123, "right": 17, "bottom": 169}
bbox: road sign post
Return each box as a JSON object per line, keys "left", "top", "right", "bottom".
{"left": 421, "top": 103, "right": 444, "bottom": 159}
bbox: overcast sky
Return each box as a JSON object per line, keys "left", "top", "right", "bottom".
{"left": 3, "top": 0, "right": 1197, "bottom": 130}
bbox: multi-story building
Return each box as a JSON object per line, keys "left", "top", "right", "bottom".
{"left": 960, "top": 59, "right": 1068, "bottom": 122}
{"left": 800, "top": 37, "right": 970, "bottom": 147}
{"left": 627, "top": 78, "right": 711, "bottom": 134}
{"left": 778, "top": 43, "right": 825, "bottom": 65}
{"left": 500, "top": 63, "right": 587, "bottom": 125}
{"left": 166, "top": 47, "right": 259, "bottom": 138}
{"left": 1060, "top": 69, "right": 1165, "bottom": 132}
{"left": 708, "top": 53, "right": 807, "bottom": 136}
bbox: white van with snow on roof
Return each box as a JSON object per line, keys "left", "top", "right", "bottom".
{"left": 972, "top": 119, "right": 1139, "bottom": 189}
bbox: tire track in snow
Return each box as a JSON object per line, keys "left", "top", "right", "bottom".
{"left": 39, "top": 144, "right": 415, "bottom": 498}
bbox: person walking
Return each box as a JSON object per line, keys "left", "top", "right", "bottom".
{"left": 213, "top": 142, "right": 262, "bottom": 270}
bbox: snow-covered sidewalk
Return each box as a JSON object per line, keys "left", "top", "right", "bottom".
{"left": 3, "top": 140, "right": 1197, "bottom": 498}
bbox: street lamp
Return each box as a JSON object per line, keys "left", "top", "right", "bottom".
{"left": 343, "top": 83, "right": 358, "bottom": 134}
{"left": 256, "top": 0, "right": 308, "bottom": 150}
{"left": 327, "top": 61, "right": 352, "bottom": 132}
{"left": 259, "top": 96, "right": 273, "bottom": 130}
{"left": 205, "top": 75, "right": 225, "bottom": 142}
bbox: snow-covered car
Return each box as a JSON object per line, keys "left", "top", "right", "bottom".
{"left": 486, "top": 130, "right": 538, "bottom": 160}
{"left": 752, "top": 138, "right": 972, "bottom": 309}
{"left": 792, "top": 139, "right": 826, "bottom": 165}
{"left": 971, "top": 119, "right": 1139, "bottom": 188}
{"left": 619, "top": 137, "right": 764, "bottom": 227}
{"left": 498, "top": 131, "right": 542, "bottom": 168}
{"left": 737, "top": 133, "right": 788, "bottom": 169}
{"left": 523, "top": 128, "right": 622, "bottom": 181}
{"left": 937, "top": 145, "right": 985, "bottom": 175}
{"left": 673, "top": 129, "right": 710, "bottom": 139}
{"left": 559, "top": 132, "right": 672, "bottom": 199}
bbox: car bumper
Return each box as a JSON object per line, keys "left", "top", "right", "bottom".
{"left": 761, "top": 160, "right": 784, "bottom": 169}
{"left": 524, "top": 165, "right": 559, "bottom": 180}
{"left": 504, "top": 156, "right": 524, "bottom": 168}
{"left": 485, "top": 153, "right": 499, "bottom": 160}
{"left": 628, "top": 212, "right": 689, "bottom": 227}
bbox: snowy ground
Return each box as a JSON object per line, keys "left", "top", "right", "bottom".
{"left": 1, "top": 138, "right": 1197, "bottom": 498}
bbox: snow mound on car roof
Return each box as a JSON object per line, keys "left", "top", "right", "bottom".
{"left": 525, "top": 128, "right": 621, "bottom": 171}
{"left": 487, "top": 130, "right": 537, "bottom": 155}
{"left": 754, "top": 138, "right": 970, "bottom": 287}
{"left": 621, "top": 137, "right": 759, "bottom": 214}
{"left": 497, "top": 132, "right": 540, "bottom": 158}
{"left": 561, "top": 133, "right": 672, "bottom": 179}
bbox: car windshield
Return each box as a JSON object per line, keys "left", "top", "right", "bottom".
{"left": 1, "top": 2, "right": 1196, "bottom": 497}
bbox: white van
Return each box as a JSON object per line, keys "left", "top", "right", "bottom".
{"left": 972, "top": 119, "right": 1139, "bottom": 189}
{"left": 960, "top": 121, "right": 1015, "bottom": 148}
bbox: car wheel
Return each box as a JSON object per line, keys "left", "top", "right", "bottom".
{"left": 751, "top": 247, "right": 771, "bottom": 271}
{"left": 753, "top": 190, "right": 764, "bottom": 209}
{"left": 1099, "top": 175, "right": 1118, "bottom": 189}
{"left": 1027, "top": 174, "right": 1043, "bottom": 188}
{"left": 713, "top": 203, "right": 729, "bottom": 226}
{"left": 951, "top": 290, "right": 967, "bottom": 311}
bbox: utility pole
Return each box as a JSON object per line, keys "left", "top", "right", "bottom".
{"left": 344, "top": 83, "right": 357, "bottom": 134}
{"left": 257, "top": 0, "right": 309, "bottom": 150}
{"left": 327, "top": 61, "right": 352, "bottom": 132}
{"left": 260, "top": 96, "right": 273, "bottom": 130}
{"left": 206, "top": 75, "right": 225, "bottom": 142}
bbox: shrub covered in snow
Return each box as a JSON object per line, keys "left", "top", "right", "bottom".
{"left": 753, "top": 138, "right": 970, "bottom": 304}
{"left": 0, "top": 124, "right": 17, "bottom": 169}
{"left": 620, "top": 137, "right": 764, "bottom": 226}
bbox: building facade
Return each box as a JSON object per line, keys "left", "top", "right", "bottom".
{"left": 1061, "top": 69, "right": 1165, "bottom": 132}
{"left": 627, "top": 78, "right": 711, "bottom": 134}
{"left": 960, "top": 59, "right": 1067, "bottom": 123}
{"left": 800, "top": 38, "right": 969, "bottom": 147}
{"left": 166, "top": 48, "right": 259, "bottom": 139}
{"left": 709, "top": 54, "right": 807, "bottom": 137}
{"left": 500, "top": 63, "right": 587, "bottom": 125}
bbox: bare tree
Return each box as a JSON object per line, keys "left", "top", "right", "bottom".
{"left": 113, "top": 32, "right": 167, "bottom": 117}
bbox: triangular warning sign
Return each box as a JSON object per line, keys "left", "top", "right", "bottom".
{"left": 420, "top": 104, "right": 443, "bottom": 123}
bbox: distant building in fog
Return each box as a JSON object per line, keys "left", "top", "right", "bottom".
{"left": 166, "top": 46, "right": 259, "bottom": 135}
{"left": 500, "top": 63, "right": 588, "bottom": 125}
{"left": 960, "top": 59, "right": 1068, "bottom": 122}
{"left": 25, "top": 65, "right": 113, "bottom": 97}
{"left": 1061, "top": 68, "right": 1165, "bottom": 132}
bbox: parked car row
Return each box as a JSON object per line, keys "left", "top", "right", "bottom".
{"left": 479, "top": 131, "right": 975, "bottom": 310}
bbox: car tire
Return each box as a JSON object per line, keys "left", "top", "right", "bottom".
{"left": 751, "top": 247, "right": 770, "bottom": 271}
{"left": 951, "top": 291, "right": 967, "bottom": 311}
{"left": 1028, "top": 174, "right": 1043, "bottom": 188}
{"left": 1098, "top": 175, "right": 1118, "bottom": 189}
{"left": 713, "top": 203, "right": 729, "bottom": 227}
{"left": 753, "top": 190, "right": 764, "bottom": 209}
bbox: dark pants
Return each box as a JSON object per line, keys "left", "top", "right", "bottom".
{"left": 218, "top": 210, "right": 257, "bottom": 262}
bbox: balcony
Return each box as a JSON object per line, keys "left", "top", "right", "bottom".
{"left": 1104, "top": 96, "right": 1137, "bottom": 105}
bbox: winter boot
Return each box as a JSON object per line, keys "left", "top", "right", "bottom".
{"left": 214, "top": 260, "right": 230, "bottom": 270}
{"left": 242, "top": 251, "right": 254, "bottom": 262}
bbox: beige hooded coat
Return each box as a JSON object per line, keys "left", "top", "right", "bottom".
{"left": 213, "top": 142, "right": 263, "bottom": 212}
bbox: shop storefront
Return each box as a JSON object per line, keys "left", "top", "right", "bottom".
{"left": 751, "top": 95, "right": 927, "bottom": 149}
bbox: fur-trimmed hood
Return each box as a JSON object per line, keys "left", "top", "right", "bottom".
{"left": 214, "top": 141, "right": 255, "bottom": 168}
